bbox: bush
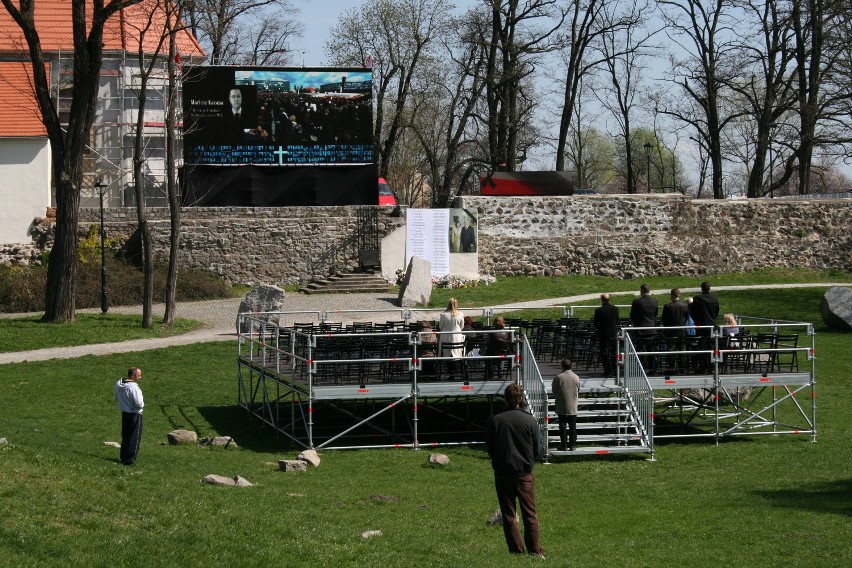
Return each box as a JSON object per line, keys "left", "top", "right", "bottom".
{"left": 0, "top": 257, "right": 231, "bottom": 313}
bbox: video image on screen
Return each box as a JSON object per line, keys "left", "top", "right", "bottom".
{"left": 183, "top": 66, "right": 374, "bottom": 166}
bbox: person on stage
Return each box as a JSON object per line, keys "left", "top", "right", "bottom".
{"left": 552, "top": 358, "right": 581, "bottom": 451}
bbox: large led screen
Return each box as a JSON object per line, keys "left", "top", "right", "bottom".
{"left": 182, "top": 66, "right": 374, "bottom": 166}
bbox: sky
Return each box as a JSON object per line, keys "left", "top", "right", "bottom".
{"left": 291, "top": 0, "right": 852, "bottom": 188}
{"left": 294, "top": 0, "right": 478, "bottom": 66}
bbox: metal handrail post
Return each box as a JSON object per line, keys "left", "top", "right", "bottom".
{"left": 809, "top": 324, "right": 817, "bottom": 442}
{"left": 307, "top": 332, "right": 315, "bottom": 449}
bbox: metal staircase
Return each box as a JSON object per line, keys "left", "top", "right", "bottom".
{"left": 519, "top": 334, "right": 653, "bottom": 460}
{"left": 545, "top": 390, "right": 651, "bottom": 457}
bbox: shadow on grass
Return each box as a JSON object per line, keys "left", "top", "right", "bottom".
{"left": 754, "top": 478, "right": 852, "bottom": 517}
{"left": 196, "top": 405, "right": 294, "bottom": 453}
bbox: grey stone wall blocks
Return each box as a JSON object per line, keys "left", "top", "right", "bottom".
{"left": 6, "top": 195, "right": 850, "bottom": 284}
{"left": 460, "top": 194, "right": 851, "bottom": 279}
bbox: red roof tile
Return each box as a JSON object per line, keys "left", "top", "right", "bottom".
{"left": 0, "top": 61, "right": 47, "bottom": 137}
{"left": 0, "top": 0, "right": 205, "bottom": 58}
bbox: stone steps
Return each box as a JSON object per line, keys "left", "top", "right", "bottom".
{"left": 300, "top": 272, "right": 392, "bottom": 295}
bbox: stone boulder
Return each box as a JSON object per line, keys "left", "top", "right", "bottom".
{"left": 167, "top": 429, "right": 198, "bottom": 445}
{"left": 821, "top": 287, "right": 852, "bottom": 332}
{"left": 297, "top": 449, "right": 321, "bottom": 467}
{"left": 200, "top": 436, "right": 239, "bottom": 449}
{"left": 279, "top": 459, "right": 308, "bottom": 472}
{"left": 397, "top": 256, "right": 433, "bottom": 308}
{"left": 428, "top": 453, "right": 449, "bottom": 466}
{"left": 203, "top": 474, "right": 253, "bottom": 487}
{"left": 236, "top": 284, "right": 287, "bottom": 332}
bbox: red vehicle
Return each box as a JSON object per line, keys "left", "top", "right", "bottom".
{"left": 479, "top": 171, "right": 576, "bottom": 196}
{"left": 378, "top": 177, "right": 398, "bottom": 206}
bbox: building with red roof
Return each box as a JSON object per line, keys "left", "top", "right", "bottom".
{"left": 0, "top": 0, "right": 205, "bottom": 244}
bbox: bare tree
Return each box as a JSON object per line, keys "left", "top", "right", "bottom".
{"left": 126, "top": 0, "right": 172, "bottom": 328}
{"left": 326, "top": 0, "right": 453, "bottom": 180}
{"left": 726, "top": 0, "right": 797, "bottom": 197}
{"left": 657, "top": 0, "right": 742, "bottom": 199}
{"left": 553, "top": 0, "right": 638, "bottom": 172}
{"left": 183, "top": 0, "right": 301, "bottom": 65}
{"left": 484, "top": 0, "right": 563, "bottom": 171}
{"left": 163, "top": 11, "right": 181, "bottom": 326}
{"left": 790, "top": 0, "right": 849, "bottom": 195}
{"left": 594, "top": 0, "right": 656, "bottom": 194}
{"left": 1, "top": 0, "right": 144, "bottom": 322}
{"left": 411, "top": 10, "right": 492, "bottom": 207}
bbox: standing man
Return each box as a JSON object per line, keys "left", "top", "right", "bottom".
{"left": 115, "top": 367, "right": 144, "bottom": 466}
{"left": 690, "top": 281, "right": 720, "bottom": 331}
{"left": 460, "top": 217, "right": 477, "bottom": 252}
{"left": 594, "top": 293, "right": 620, "bottom": 378}
{"left": 661, "top": 288, "right": 689, "bottom": 341}
{"left": 661, "top": 288, "right": 690, "bottom": 371}
{"left": 552, "top": 359, "right": 581, "bottom": 451}
{"left": 485, "top": 384, "right": 543, "bottom": 558}
{"left": 690, "top": 282, "right": 720, "bottom": 372}
{"left": 630, "top": 284, "right": 659, "bottom": 373}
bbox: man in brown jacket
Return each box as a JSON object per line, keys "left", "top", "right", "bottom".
{"left": 551, "top": 359, "right": 581, "bottom": 451}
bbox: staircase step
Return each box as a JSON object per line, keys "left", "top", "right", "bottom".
{"left": 547, "top": 421, "right": 638, "bottom": 431}
{"left": 546, "top": 445, "right": 652, "bottom": 457}
{"left": 299, "top": 271, "right": 392, "bottom": 295}
{"left": 547, "top": 432, "right": 644, "bottom": 444}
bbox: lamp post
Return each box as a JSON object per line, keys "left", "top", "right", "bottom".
{"left": 768, "top": 122, "right": 777, "bottom": 198}
{"left": 643, "top": 142, "right": 652, "bottom": 193}
{"left": 95, "top": 178, "right": 109, "bottom": 314}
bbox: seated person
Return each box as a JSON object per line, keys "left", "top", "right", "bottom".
{"left": 722, "top": 313, "right": 740, "bottom": 337}
{"left": 486, "top": 316, "right": 511, "bottom": 379}
{"left": 418, "top": 320, "right": 437, "bottom": 374}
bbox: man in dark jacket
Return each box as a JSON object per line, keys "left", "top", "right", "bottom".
{"left": 485, "top": 384, "right": 543, "bottom": 557}
{"left": 594, "top": 293, "right": 620, "bottom": 377}
{"left": 661, "top": 288, "right": 689, "bottom": 348}
{"left": 630, "top": 284, "right": 659, "bottom": 373}
{"left": 690, "top": 282, "right": 720, "bottom": 372}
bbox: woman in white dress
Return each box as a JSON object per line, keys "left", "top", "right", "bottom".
{"left": 438, "top": 297, "right": 465, "bottom": 359}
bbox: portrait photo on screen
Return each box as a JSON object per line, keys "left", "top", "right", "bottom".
{"left": 449, "top": 208, "right": 477, "bottom": 254}
{"left": 183, "top": 66, "right": 374, "bottom": 166}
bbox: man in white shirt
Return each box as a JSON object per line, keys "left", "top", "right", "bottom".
{"left": 115, "top": 367, "right": 144, "bottom": 466}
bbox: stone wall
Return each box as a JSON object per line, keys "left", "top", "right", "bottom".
{"left": 7, "top": 195, "right": 850, "bottom": 284}
{"left": 73, "top": 206, "right": 405, "bottom": 286}
{"left": 458, "top": 194, "right": 852, "bottom": 277}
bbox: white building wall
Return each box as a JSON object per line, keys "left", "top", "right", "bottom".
{"left": 0, "top": 138, "right": 51, "bottom": 244}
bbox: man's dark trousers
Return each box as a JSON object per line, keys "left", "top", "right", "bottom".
{"left": 120, "top": 412, "right": 143, "bottom": 465}
{"left": 494, "top": 473, "right": 541, "bottom": 555}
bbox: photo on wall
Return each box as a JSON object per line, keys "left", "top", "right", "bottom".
{"left": 449, "top": 208, "right": 477, "bottom": 253}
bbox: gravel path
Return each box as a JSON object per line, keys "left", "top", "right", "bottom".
{"left": 0, "top": 282, "right": 847, "bottom": 365}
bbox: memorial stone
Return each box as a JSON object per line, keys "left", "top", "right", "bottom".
{"left": 397, "top": 256, "right": 432, "bottom": 308}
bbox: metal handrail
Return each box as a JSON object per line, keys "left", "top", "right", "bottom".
{"left": 620, "top": 333, "right": 655, "bottom": 458}
{"left": 518, "top": 335, "right": 550, "bottom": 458}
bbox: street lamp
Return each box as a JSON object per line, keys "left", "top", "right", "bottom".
{"left": 768, "top": 122, "right": 777, "bottom": 198}
{"left": 643, "top": 142, "right": 652, "bottom": 193}
{"left": 94, "top": 178, "right": 109, "bottom": 314}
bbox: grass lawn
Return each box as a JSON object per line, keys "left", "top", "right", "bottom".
{"left": 0, "top": 285, "right": 850, "bottom": 567}
{"left": 0, "top": 314, "right": 202, "bottom": 353}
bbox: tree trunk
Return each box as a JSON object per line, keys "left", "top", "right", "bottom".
{"left": 164, "top": 31, "right": 180, "bottom": 326}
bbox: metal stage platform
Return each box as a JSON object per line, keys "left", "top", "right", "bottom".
{"left": 235, "top": 310, "right": 816, "bottom": 460}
